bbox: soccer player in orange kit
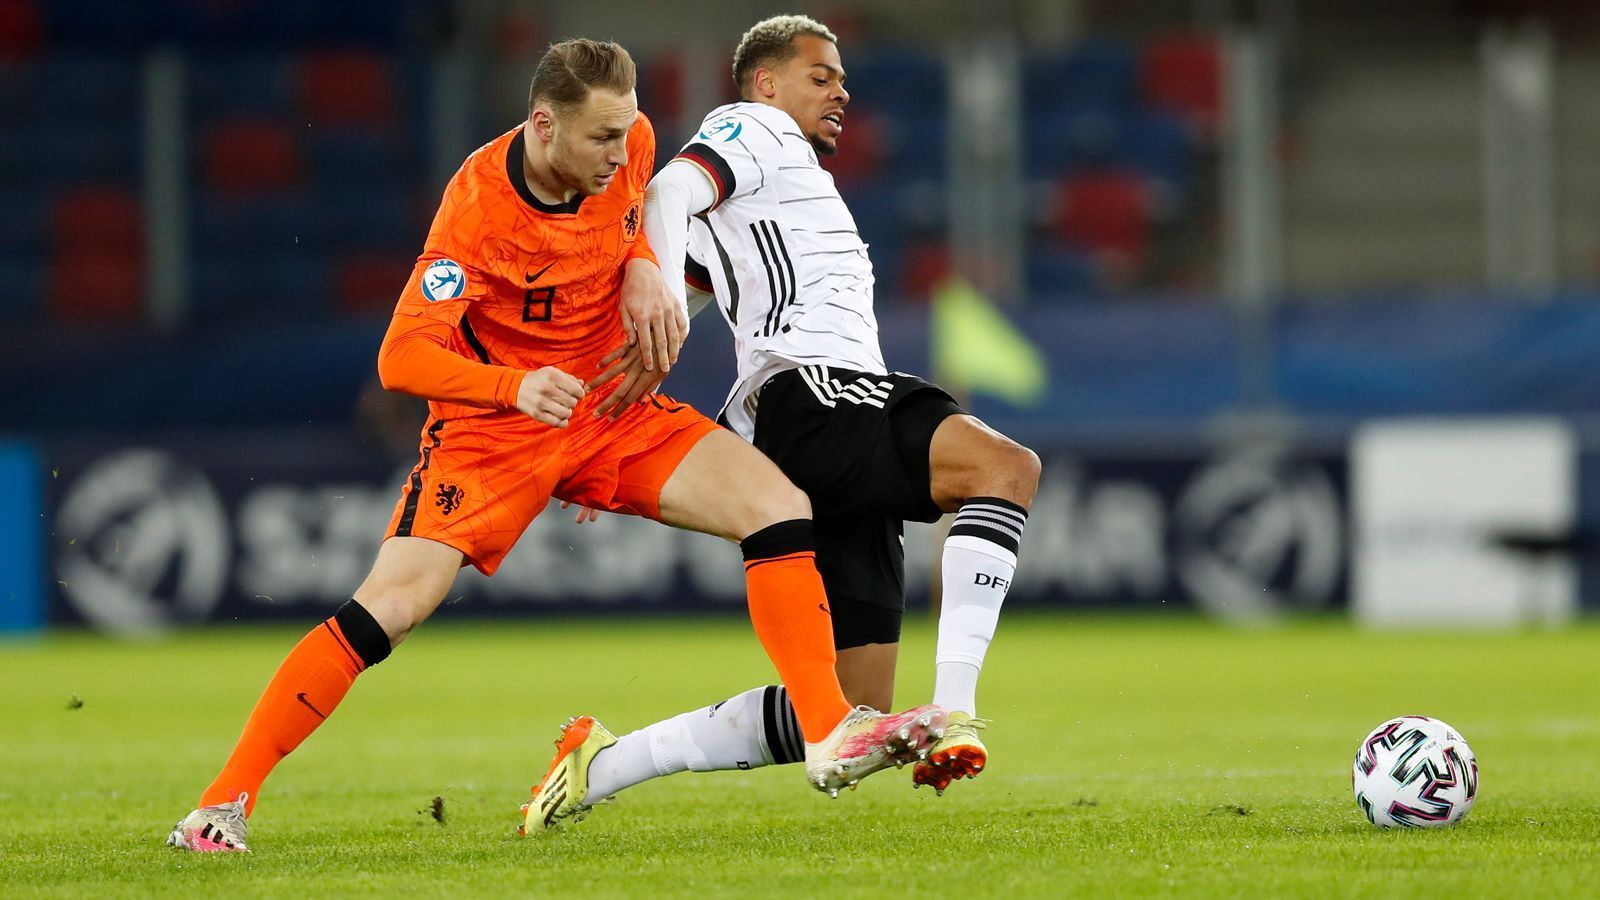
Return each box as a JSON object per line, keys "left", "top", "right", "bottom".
{"left": 166, "top": 39, "right": 946, "bottom": 853}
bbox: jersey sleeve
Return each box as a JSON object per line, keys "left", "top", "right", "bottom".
{"left": 672, "top": 108, "right": 781, "bottom": 211}
{"left": 376, "top": 182, "right": 526, "bottom": 410}
{"left": 684, "top": 242, "right": 713, "bottom": 294}
{"left": 377, "top": 312, "right": 524, "bottom": 410}
{"left": 625, "top": 113, "right": 659, "bottom": 266}
{"left": 393, "top": 180, "right": 498, "bottom": 326}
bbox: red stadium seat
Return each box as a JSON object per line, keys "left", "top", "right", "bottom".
{"left": 640, "top": 53, "right": 684, "bottom": 125}
{"left": 0, "top": 0, "right": 42, "bottom": 60}
{"left": 203, "top": 119, "right": 302, "bottom": 195}
{"left": 49, "top": 249, "right": 142, "bottom": 321}
{"left": 1140, "top": 34, "right": 1221, "bottom": 135}
{"left": 336, "top": 251, "right": 412, "bottom": 314}
{"left": 901, "top": 239, "right": 950, "bottom": 301}
{"left": 299, "top": 50, "right": 395, "bottom": 127}
{"left": 818, "top": 108, "right": 886, "bottom": 188}
{"left": 1055, "top": 170, "right": 1150, "bottom": 272}
{"left": 53, "top": 187, "right": 141, "bottom": 254}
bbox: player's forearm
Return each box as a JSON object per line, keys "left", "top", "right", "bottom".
{"left": 644, "top": 161, "right": 717, "bottom": 309}
{"left": 377, "top": 315, "right": 524, "bottom": 410}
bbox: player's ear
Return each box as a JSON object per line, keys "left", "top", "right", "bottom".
{"left": 754, "top": 67, "right": 777, "bottom": 99}
{"left": 529, "top": 105, "right": 557, "bottom": 143}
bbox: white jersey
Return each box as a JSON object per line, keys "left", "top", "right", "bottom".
{"left": 673, "top": 101, "right": 885, "bottom": 439}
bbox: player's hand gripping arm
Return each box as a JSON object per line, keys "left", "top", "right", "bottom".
{"left": 590, "top": 162, "right": 720, "bottom": 419}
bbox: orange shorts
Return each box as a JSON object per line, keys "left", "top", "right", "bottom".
{"left": 383, "top": 392, "right": 720, "bottom": 575}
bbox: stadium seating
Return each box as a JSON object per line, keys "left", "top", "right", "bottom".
{"left": 1055, "top": 170, "right": 1151, "bottom": 271}
{"left": 0, "top": 14, "right": 1218, "bottom": 328}
{"left": 49, "top": 186, "right": 144, "bottom": 321}
{"left": 1139, "top": 34, "right": 1222, "bottom": 134}
{"left": 299, "top": 50, "right": 396, "bottom": 128}
{"left": 0, "top": 0, "right": 41, "bottom": 59}
{"left": 1022, "top": 37, "right": 1212, "bottom": 296}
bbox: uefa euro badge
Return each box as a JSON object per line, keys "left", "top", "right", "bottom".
{"left": 421, "top": 259, "right": 466, "bottom": 302}
{"left": 698, "top": 115, "right": 743, "bottom": 142}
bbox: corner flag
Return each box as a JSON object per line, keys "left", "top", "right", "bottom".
{"left": 931, "top": 276, "right": 1047, "bottom": 406}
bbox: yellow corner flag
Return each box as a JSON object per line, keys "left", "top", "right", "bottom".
{"left": 931, "top": 276, "right": 1047, "bottom": 406}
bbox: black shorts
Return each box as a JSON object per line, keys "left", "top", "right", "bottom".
{"left": 751, "top": 366, "right": 964, "bottom": 649}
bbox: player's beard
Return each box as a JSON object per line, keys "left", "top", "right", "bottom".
{"left": 548, "top": 138, "right": 604, "bottom": 196}
{"left": 810, "top": 134, "right": 838, "bottom": 157}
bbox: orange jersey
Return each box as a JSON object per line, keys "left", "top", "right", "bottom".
{"left": 378, "top": 115, "right": 658, "bottom": 421}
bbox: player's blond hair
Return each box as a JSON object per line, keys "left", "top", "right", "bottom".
{"left": 528, "top": 38, "right": 637, "bottom": 115}
{"left": 732, "top": 15, "right": 837, "bottom": 97}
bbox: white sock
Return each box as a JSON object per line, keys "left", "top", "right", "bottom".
{"left": 933, "top": 497, "right": 1027, "bottom": 716}
{"left": 585, "top": 685, "right": 804, "bottom": 800}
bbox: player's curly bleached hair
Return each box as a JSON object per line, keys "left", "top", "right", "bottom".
{"left": 732, "top": 15, "right": 837, "bottom": 97}
{"left": 528, "top": 38, "right": 637, "bottom": 114}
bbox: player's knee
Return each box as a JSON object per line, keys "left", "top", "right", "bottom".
{"left": 755, "top": 480, "right": 811, "bottom": 529}
{"left": 349, "top": 583, "right": 434, "bottom": 646}
{"left": 1006, "top": 443, "right": 1042, "bottom": 502}
{"left": 948, "top": 439, "right": 1040, "bottom": 507}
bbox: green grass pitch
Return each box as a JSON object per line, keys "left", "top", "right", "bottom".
{"left": 3, "top": 613, "right": 1598, "bottom": 897}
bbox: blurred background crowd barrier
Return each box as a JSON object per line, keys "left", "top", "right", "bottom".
{"left": 3, "top": 0, "right": 1599, "bottom": 636}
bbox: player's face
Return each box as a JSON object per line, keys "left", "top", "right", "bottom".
{"left": 769, "top": 35, "right": 849, "bottom": 156}
{"left": 549, "top": 87, "right": 638, "bottom": 195}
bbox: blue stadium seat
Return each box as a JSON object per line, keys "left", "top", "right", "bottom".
{"left": 39, "top": 2, "right": 154, "bottom": 46}
{"left": 1025, "top": 107, "right": 1125, "bottom": 178}
{"left": 0, "top": 60, "right": 30, "bottom": 118}
{"left": 1123, "top": 111, "right": 1198, "bottom": 196}
{"left": 845, "top": 49, "right": 946, "bottom": 114}
{"left": 190, "top": 193, "right": 316, "bottom": 254}
{"left": 14, "top": 121, "right": 139, "bottom": 183}
{"left": 0, "top": 255, "right": 46, "bottom": 321}
{"left": 313, "top": 189, "right": 422, "bottom": 251}
{"left": 188, "top": 53, "right": 298, "bottom": 121}
{"left": 1027, "top": 246, "right": 1102, "bottom": 298}
{"left": 306, "top": 128, "right": 414, "bottom": 188}
{"left": 1024, "top": 40, "right": 1137, "bottom": 113}
{"left": 33, "top": 53, "right": 140, "bottom": 119}
{"left": 191, "top": 248, "right": 330, "bottom": 323}
{"left": 0, "top": 190, "right": 48, "bottom": 255}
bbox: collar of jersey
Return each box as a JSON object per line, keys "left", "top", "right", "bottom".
{"left": 507, "top": 129, "right": 586, "bottom": 216}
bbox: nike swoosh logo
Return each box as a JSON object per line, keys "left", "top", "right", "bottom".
{"left": 525, "top": 262, "right": 556, "bottom": 284}
{"left": 296, "top": 692, "right": 327, "bottom": 720}
{"left": 819, "top": 603, "right": 830, "bottom": 614}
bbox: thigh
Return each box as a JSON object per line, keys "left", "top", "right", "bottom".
{"left": 384, "top": 414, "right": 564, "bottom": 576}
{"left": 652, "top": 425, "right": 806, "bottom": 542}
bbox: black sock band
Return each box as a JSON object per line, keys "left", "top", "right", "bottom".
{"left": 762, "top": 685, "right": 806, "bottom": 764}
{"left": 333, "top": 599, "right": 392, "bottom": 668}
{"left": 739, "top": 519, "right": 815, "bottom": 562}
{"left": 948, "top": 497, "right": 1029, "bottom": 556}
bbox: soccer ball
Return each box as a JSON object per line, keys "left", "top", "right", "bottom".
{"left": 1352, "top": 715, "right": 1478, "bottom": 828}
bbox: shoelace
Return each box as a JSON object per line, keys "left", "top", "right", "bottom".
{"left": 212, "top": 792, "right": 250, "bottom": 839}
{"left": 845, "top": 705, "right": 881, "bottom": 723}
{"left": 948, "top": 717, "right": 990, "bottom": 737}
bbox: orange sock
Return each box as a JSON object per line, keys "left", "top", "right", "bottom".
{"left": 199, "top": 602, "right": 391, "bottom": 815}
{"left": 741, "top": 520, "right": 851, "bottom": 742}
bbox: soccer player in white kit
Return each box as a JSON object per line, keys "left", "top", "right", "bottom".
{"left": 523, "top": 15, "right": 1040, "bottom": 827}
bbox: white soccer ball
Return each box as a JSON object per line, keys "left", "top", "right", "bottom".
{"left": 1352, "top": 715, "right": 1478, "bottom": 828}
